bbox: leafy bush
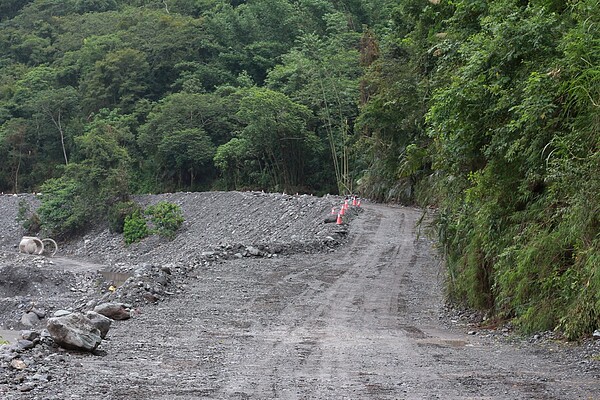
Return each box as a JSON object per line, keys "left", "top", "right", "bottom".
{"left": 108, "top": 200, "right": 141, "bottom": 234}
{"left": 145, "top": 201, "right": 184, "bottom": 240}
{"left": 123, "top": 210, "right": 149, "bottom": 245}
{"left": 37, "top": 177, "right": 88, "bottom": 238}
{"left": 122, "top": 201, "right": 184, "bottom": 244}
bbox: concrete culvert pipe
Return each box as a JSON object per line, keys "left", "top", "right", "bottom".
{"left": 42, "top": 238, "right": 58, "bottom": 257}
{"left": 19, "top": 236, "right": 44, "bottom": 255}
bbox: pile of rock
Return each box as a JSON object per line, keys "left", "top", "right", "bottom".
{"left": 0, "top": 301, "right": 133, "bottom": 394}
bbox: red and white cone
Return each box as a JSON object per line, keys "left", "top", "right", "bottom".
{"left": 340, "top": 205, "right": 346, "bottom": 216}
{"left": 357, "top": 199, "right": 361, "bottom": 207}
{"left": 352, "top": 197, "right": 357, "bottom": 206}
{"left": 331, "top": 207, "right": 336, "bottom": 215}
{"left": 336, "top": 212, "right": 343, "bottom": 225}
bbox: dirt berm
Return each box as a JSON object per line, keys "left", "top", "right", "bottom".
{"left": 0, "top": 191, "right": 598, "bottom": 399}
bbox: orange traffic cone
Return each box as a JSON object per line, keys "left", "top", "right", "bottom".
{"left": 340, "top": 206, "right": 346, "bottom": 216}
{"left": 331, "top": 207, "right": 336, "bottom": 215}
{"left": 352, "top": 197, "right": 357, "bottom": 206}
{"left": 336, "top": 213, "right": 343, "bottom": 225}
{"left": 357, "top": 199, "right": 361, "bottom": 207}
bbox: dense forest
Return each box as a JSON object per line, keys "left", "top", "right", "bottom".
{"left": 1, "top": 0, "right": 598, "bottom": 339}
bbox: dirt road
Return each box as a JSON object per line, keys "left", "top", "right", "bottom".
{"left": 3, "top": 202, "right": 599, "bottom": 399}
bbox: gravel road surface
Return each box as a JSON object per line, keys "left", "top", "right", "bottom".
{"left": 0, "top": 193, "right": 598, "bottom": 399}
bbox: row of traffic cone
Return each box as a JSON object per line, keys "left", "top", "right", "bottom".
{"left": 332, "top": 196, "right": 361, "bottom": 225}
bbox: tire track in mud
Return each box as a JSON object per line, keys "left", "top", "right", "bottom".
{"left": 220, "top": 205, "right": 424, "bottom": 399}
{"left": 216, "top": 204, "right": 600, "bottom": 400}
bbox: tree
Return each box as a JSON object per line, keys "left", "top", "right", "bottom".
{"left": 80, "top": 48, "right": 150, "bottom": 114}
{"left": 32, "top": 87, "right": 80, "bottom": 165}
{"left": 0, "top": 0, "right": 33, "bottom": 22}
{"left": 0, "top": 118, "right": 29, "bottom": 192}
{"left": 137, "top": 91, "right": 236, "bottom": 190}
{"left": 216, "top": 87, "right": 319, "bottom": 191}
{"left": 213, "top": 137, "right": 251, "bottom": 189}
{"left": 9, "top": 67, "right": 81, "bottom": 187}
{"left": 37, "top": 113, "right": 132, "bottom": 237}
{"left": 156, "top": 128, "right": 216, "bottom": 187}
{"left": 267, "top": 14, "right": 363, "bottom": 194}
{"left": 37, "top": 176, "right": 87, "bottom": 237}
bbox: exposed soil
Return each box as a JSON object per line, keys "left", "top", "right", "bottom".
{"left": 0, "top": 192, "right": 598, "bottom": 399}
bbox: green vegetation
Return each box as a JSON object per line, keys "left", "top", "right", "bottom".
{"left": 145, "top": 201, "right": 185, "bottom": 240}
{"left": 358, "top": 0, "right": 599, "bottom": 339}
{"left": 123, "top": 201, "right": 183, "bottom": 244}
{"left": 1, "top": 0, "right": 598, "bottom": 338}
{"left": 123, "top": 209, "right": 149, "bottom": 245}
{"left": 108, "top": 200, "right": 141, "bottom": 234}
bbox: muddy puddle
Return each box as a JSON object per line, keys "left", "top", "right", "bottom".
{"left": 99, "top": 270, "right": 131, "bottom": 287}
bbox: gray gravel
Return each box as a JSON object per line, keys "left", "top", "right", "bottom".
{"left": 0, "top": 192, "right": 598, "bottom": 399}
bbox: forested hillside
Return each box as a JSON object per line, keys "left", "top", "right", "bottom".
{"left": 1, "top": 0, "right": 598, "bottom": 338}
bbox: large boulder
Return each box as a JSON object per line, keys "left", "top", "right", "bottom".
{"left": 84, "top": 311, "right": 112, "bottom": 339}
{"left": 46, "top": 313, "right": 102, "bottom": 352}
{"left": 93, "top": 302, "right": 131, "bottom": 320}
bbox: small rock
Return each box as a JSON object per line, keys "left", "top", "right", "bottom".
{"left": 16, "top": 339, "right": 35, "bottom": 351}
{"left": 31, "top": 308, "right": 46, "bottom": 319}
{"left": 10, "top": 358, "right": 27, "bottom": 370}
{"left": 93, "top": 303, "right": 131, "bottom": 320}
{"left": 593, "top": 330, "right": 600, "bottom": 340}
{"left": 323, "top": 215, "right": 337, "bottom": 223}
{"left": 20, "top": 312, "right": 40, "bottom": 327}
{"left": 19, "top": 383, "right": 36, "bottom": 392}
{"left": 161, "top": 266, "right": 171, "bottom": 274}
{"left": 246, "top": 246, "right": 261, "bottom": 257}
{"left": 467, "top": 331, "right": 477, "bottom": 335}
{"left": 53, "top": 310, "right": 72, "bottom": 317}
{"left": 32, "top": 373, "right": 50, "bottom": 382}
{"left": 20, "top": 330, "right": 40, "bottom": 341}
{"left": 143, "top": 293, "right": 159, "bottom": 303}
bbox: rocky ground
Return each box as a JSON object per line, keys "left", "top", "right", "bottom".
{"left": 0, "top": 191, "right": 598, "bottom": 399}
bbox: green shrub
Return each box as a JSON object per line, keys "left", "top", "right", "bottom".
{"left": 37, "top": 177, "right": 88, "bottom": 238}
{"left": 108, "top": 200, "right": 141, "bottom": 234}
{"left": 121, "top": 201, "right": 183, "bottom": 244}
{"left": 146, "top": 201, "right": 184, "bottom": 240}
{"left": 123, "top": 210, "right": 149, "bottom": 245}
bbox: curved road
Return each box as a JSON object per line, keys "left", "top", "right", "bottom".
{"left": 20, "top": 204, "right": 599, "bottom": 399}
